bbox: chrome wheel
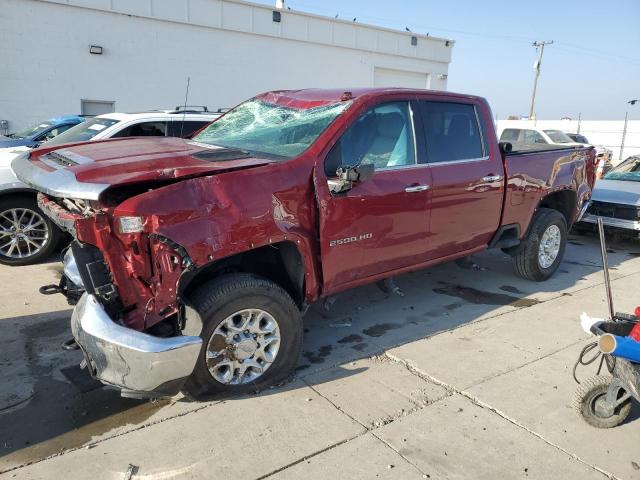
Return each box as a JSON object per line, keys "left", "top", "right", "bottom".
{"left": 538, "top": 224, "right": 561, "bottom": 269}
{"left": 205, "top": 309, "right": 281, "bottom": 385}
{"left": 0, "top": 208, "right": 49, "bottom": 259}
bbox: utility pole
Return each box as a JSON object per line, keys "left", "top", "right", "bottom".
{"left": 528, "top": 41, "right": 553, "bottom": 120}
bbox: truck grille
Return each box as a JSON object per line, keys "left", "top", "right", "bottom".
{"left": 587, "top": 201, "right": 640, "bottom": 221}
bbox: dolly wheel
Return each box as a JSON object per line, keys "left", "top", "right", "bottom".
{"left": 573, "top": 376, "right": 632, "bottom": 428}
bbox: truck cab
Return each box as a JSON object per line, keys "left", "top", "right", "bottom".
{"left": 13, "top": 88, "right": 595, "bottom": 399}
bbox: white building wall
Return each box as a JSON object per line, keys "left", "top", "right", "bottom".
{"left": 0, "top": 0, "right": 454, "bottom": 131}
{"left": 496, "top": 120, "right": 640, "bottom": 162}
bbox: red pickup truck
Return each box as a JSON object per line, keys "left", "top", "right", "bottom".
{"left": 13, "top": 88, "right": 595, "bottom": 399}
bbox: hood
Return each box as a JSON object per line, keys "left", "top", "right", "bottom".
{"left": 12, "top": 137, "right": 275, "bottom": 200}
{"left": 0, "top": 137, "right": 32, "bottom": 148}
{"left": 0, "top": 146, "right": 30, "bottom": 168}
{"left": 592, "top": 179, "right": 640, "bottom": 207}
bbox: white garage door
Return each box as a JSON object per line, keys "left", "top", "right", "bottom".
{"left": 374, "top": 67, "right": 429, "bottom": 89}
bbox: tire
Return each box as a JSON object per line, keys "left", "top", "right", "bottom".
{"left": 183, "top": 273, "right": 303, "bottom": 399}
{"left": 573, "top": 376, "right": 632, "bottom": 428}
{"left": 511, "top": 208, "right": 567, "bottom": 281}
{"left": 0, "top": 195, "right": 62, "bottom": 266}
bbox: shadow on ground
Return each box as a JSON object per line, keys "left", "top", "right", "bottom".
{"left": 1, "top": 232, "right": 639, "bottom": 469}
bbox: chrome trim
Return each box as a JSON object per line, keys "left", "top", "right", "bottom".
{"left": 482, "top": 175, "right": 503, "bottom": 182}
{"left": 63, "top": 248, "right": 84, "bottom": 288}
{"left": 577, "top": 200, "right": 591, "bottom": 222}
{"left": 71, "top": 294, "right": 202, "bottom": 395}
{"left": 580, "top": 213, "right": 640, "bottom": 231}
{"left": 11, "top": 153, "right": 110, "bottom": 201}
{"left": 405, "top": 185, "right": 430, "bottom": 192}
{"left": 428, "top": 156, "right": 490, "bottom": 167}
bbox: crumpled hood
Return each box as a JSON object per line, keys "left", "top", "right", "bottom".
{"left": 592, "top": 179, "right": 640, "bottom": 207}
{"left": 12, "top": 137, "right": 275, "bottom": 200}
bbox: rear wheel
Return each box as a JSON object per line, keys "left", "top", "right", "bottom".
{"left": 183, "top": 273, "right": 303, "bottom": 399}
{"left": 0, "top": 196, "right": 61, "bottom": 266}
{"left": 511, "top": 208, "right": 567, "bottom": 281}
{"left": 574, "top": 376, "right": 632, "bottom": 428}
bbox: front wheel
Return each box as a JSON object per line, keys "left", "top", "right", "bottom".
{"left": 511, "top": 208, "right": 567, "bottom": 281}
{"left": 0, "top": 196, "right": 62, "bottom": 266}
{"left": 183, "top": 273, "right": 303, "bottom": 400}
{"left": 573, "top": 376, "right": 632, "bottom": 428}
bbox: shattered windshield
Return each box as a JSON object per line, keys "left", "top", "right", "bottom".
{"left": 605, "top": 156, "right": 640, "bottom": 182}
{"left": 192, "top": 99, "right": 351, "bottom": 159}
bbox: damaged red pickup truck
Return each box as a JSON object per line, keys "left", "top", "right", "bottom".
{"left": 13, "top": 88, "right": 596, "bottom": 398}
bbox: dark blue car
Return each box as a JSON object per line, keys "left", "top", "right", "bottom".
{"left": 0, "top": 115, "right": 86, "bottom": 149}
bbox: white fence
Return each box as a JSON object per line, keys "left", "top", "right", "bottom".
{"left": 496, "top": 120, "right": 640, "bottom": 162}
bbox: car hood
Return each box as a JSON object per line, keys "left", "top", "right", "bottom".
{"left": 0, "top": 137, "right": 31, "bottom": 148}
{"left": 12, "top": 137, "right": 276, "bottom": 200}
{"left": 592, "top": 179, "right": 640, "bottom": 207}
{"left": 0, "top": 146, "right": 30, "bottom": 168}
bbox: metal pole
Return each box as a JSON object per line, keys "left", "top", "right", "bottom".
{"left": 528, "top": 41, "right": 553, "bottom": 120}
{"left": 577, "top": 112, "right": 581, "bottom": 134}
{"left": 620, "top": 111, "right": 628, "bottom": 161}
{"left": 597, "top": 217, "right": 615, "bottom": 320}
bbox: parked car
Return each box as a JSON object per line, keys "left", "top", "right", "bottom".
{"left": 13, "top": 88, "right": 596, "bottom": 398}
{"left": 578, "top": 155, "right": 640, "bottom": 234}
{"left": 565, "top": 132, "right": 613, "bottom": 178}
{"left": 0, "top": 115, "right": 85, "bottom": 150}
{"left": 0, "top": 108, "right": 219, "bottom": 265}
{"left": 498, "top": 126, "right": 583, "bottom": 150}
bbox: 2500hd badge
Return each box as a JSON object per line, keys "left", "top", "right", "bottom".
{"left": 329, "top": 233, "right": 373, "bottom": 247}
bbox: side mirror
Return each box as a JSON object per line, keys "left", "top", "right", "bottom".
{"left": 328, "top": 163, "right": 375, "bottom": 193}
{"left": 498, "top": 142, "right": 512, "bottom": 155}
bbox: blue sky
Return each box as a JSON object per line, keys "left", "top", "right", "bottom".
{"left": 252, "top": 0, "right": 640, "bottom": 120}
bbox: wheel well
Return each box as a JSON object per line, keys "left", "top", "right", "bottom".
{"left": 179, "top": 241, "right": 306, "bottom": 308}
{"left": 538, "top": 190, "right": 577, "bottom": 227}
{"left": 0, "top": 189, "right": 36, "bottom": 203}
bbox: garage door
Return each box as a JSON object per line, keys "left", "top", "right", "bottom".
{"left": 373, "top": 67, "right": 429, "bottom": 89}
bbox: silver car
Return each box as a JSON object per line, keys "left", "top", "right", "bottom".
{"left": 579, "top": 156, "right": 640, "bottom": 233}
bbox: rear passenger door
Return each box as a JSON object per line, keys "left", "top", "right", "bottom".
{"left": 111, "top": 121, "right": 169, "bottom": 138}
{"left": 168, "top": 120, "right": 209, "bottom": 138}
{"left": 417, "top": 100, "right": 504, "bottom": 259}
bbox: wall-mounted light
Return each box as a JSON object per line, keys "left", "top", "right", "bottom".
{"left": 445, "top": 40, "right": 450, "bottom": 47}
{"left": 411, "top": 36, "right": 418, "bottom": 46}
{"left": 89, "top": 45, "right": 103, "bottom": 55}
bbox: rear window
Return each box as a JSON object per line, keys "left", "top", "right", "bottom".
{"left": 500, "top": 129, "right": 520, "bottom": 142}
{"left": 46, "top": 117, "right": 120, "bottom": 146}
{"left": 419, "top": 102, "right": 484, "bottom": 163}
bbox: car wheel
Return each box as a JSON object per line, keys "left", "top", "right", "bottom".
{"left": 0, "top": 196, "right": 62, "bottom": 266}
{"left": 183, "top": 273, "right": 303, "bottom": 400}
{"left": 511, "top": 208, "right": 567, "bottom": 281}
{"left": 573, "top": 376, "right": 632, "bottom": 428}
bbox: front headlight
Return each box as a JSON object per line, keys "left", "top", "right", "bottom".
{"left": 118, "top": 216, "right": 144, "bottom": 234}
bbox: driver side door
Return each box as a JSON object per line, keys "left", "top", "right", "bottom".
{"left": 316, "top": 100, "right": 432, "bottom": 292}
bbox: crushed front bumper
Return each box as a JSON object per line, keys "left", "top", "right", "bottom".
{"left": 71, "top": 293, "right": 202, "bottom": 398}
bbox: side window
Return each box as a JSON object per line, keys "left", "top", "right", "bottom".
{"left": 39, "top": 124, "right": 74, "bottom": 141}
{"left": 324, "top": 101, "right": 416, "bottom": 176}
{"left": 112, "top": 121, "right": 168, "bottom": 138}
{"left": 523, "top": 129, "right": 546, "bottom": 144}
{"left": 500, "top": 129, "right": 519, "bottom": 142}
{"left": 168, "top": 120, "right": 209, "bottom": 138}
{"left": 420, "top": 101, "right": 484, "bottom": 163}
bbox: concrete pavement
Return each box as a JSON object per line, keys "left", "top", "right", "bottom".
{"left": 1, "top": 233, "right": 640, "bottom": 479}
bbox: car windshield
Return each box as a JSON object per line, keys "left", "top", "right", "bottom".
{"left": 46, "top": 117, "right": 120, "bottom": 146}
{"left": 604, "top": 156, "right": 640, "bottom": 182}
{"left": 10, "top": 121, "right": 53, "bottom": 139}
{"left": 192, "top": 99, "right": 351, "bottom": 159}
{"left": 543, "top": 130, "right": 574, "bottom": 143}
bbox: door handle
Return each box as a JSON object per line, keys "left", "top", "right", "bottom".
{"left": 482, "top": 175, "right": 503, "bottom": 182}
{"left": 405, "top": 185, "right": 430, "bottom": 193}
